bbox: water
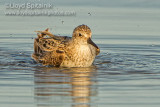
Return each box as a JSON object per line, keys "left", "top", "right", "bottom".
{"left": 1, "top": 0, "right": 160, "bottom": 107}
{"left": 1, "top": 34, "right": 160, "bottom": 107}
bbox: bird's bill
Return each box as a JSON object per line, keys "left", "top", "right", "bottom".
{"left": 87, "top": 37, "right": 100, "bottom": 55}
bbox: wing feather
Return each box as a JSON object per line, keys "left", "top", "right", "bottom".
{"left": 32, "top": 28, "right": 71, "bottom": 66}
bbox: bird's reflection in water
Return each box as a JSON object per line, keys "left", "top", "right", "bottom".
{"left": 34, "top": 67, "right": 98, "bottom": 107}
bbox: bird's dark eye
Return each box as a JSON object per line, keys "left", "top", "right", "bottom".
{"left": 79, "top": 33, "right": 82, "bottom": 36}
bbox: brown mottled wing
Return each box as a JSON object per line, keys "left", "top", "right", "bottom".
{"left": 38, "top": 49, "right": 65, "bottom": 67}
{"left": 32, "top": 35, "right": 70, "bottom": 67}
{"left": 36, "top": 38, "right": 62, "bottom": 51}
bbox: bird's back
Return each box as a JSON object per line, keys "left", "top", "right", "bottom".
{"left": 32, "top": 29, "right": 71, "bottom": 67}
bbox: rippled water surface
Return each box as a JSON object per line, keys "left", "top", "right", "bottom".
{"left": 1, "top": 34, "right": 160, "bottom": 107}
{"left": 1, "top": 0, "right": 160, "bottom": 107}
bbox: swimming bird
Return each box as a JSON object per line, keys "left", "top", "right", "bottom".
{"left": 32, "top": 25, "right": 100, "bottom": 67}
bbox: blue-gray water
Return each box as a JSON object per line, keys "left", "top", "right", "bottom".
{"left": 1, "top": 0, "right": 160, "bottom": 107}
{"left": 1, "top": 34, "right": 160, "bottom": 107}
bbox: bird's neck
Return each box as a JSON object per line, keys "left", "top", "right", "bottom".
{"left": 72, "top": 37, "right": 87, "bottom": 45}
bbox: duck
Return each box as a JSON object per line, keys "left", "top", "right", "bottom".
{"left": 32, "top": 24, "right": 100, "bottom": 67}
